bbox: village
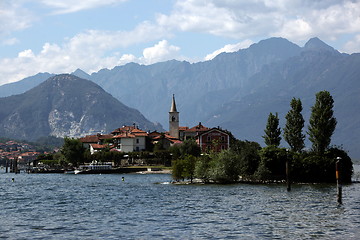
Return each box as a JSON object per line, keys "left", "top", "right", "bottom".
{"left": 1, "top": 95, "right": 232, "bottom": 173}
{"left": 80, "top": 95, "right": 230, "bottom": 155}
{"left": 0, "top": 140, "right": 50, "bottom": 173}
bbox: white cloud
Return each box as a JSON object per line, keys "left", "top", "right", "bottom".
{"left": 18, "top": 49, "right": 35, "bottom": 58}
{"left": 0, "top": 1, "right": 34, "bottom": 37}
{"left": 157, "top": 0, "right": 360, "bottom": 45}
{"left": 0, "top": 1, "right": 129, "bottom": 39}
{"left": 0, "top": 29, "right": 180, "bottom": 85}
{"left": 156, "top": 0, "right": 254, "bottom": 39}
{"left": 118, "top": 54, "right": 137, "bottom": 64}
{"left": 39, "top": 0, "right": 128, "bottom": 14}
{"left": 342, "top": 34, "right": 360, "bottom": 53}
{"left": 205, "top": 40, "right": 253, "bottom": 60}
{"left": 141, "top": 40, "right": 180, "bottom": 64}
{"left": 274, "top": 19, "right": 313, "bottom": 41}
{"left": 2, "top": 37, "right": 19, "bottom": 46}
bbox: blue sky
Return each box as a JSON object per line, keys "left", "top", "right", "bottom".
{"left": 1, "top": 0, "right": 360, "bottom": 85}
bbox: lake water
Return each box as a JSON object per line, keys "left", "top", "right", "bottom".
{"left": 1, "top": 169, "right": 360, "bottom": 239}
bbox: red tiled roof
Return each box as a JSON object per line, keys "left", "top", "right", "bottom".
{"left": 152, "top": 134, "right": 179, "bottom": 141}
{"left": 80, "top": 134, "right": 114, "bottom": 143}
{"left": 98, "top": 134, "right": 113, "bottom": 140}
{"left": 79, "top": 135, "right": 100, "bottom": 143}
{"left": 148, "top": 131, "right": 162, "bottom": 138}
{"left": 111, "top": 125, "right": 148, "bottom": 136}
{"left": 179, "top": 126, "right": 189, "bottom": 131}
{"left": 20, "top": 152, "right": 39, "bottom": 157}
{"left": 197, "top": 128, "right": 230, "bottom": 137}
{"left": 90, "top": 144, "right": 107, "bottom": 149}
{"left": 131, "top": 128, "right": 148, "bottom": 136}
{"left": 185, "top": 122, "right": 209, "bottom": 132}
{"left": 112, "top": 133, "right": 136, "bottom": 139}
{"left": 112, "top": 125, "right": 136, "bottom": 134}
{"left": 110, "top": 148, "right": 121, "bottom": 152}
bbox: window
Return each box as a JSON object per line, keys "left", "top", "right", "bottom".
{"left": 136, "top": 138, "right": 139, "bottom": 144}
{"left": 221, "top": 136, "right": 225, "bottom": 142}
{"left": 207, "top": 136, "right": 211, "bottom": 142}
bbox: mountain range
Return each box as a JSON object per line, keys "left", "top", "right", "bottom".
{"left": 0, "top": 74, "right": 161, "bottom": 141}
{"left": 0, "top": 37, "right": 359, "bottom": 158}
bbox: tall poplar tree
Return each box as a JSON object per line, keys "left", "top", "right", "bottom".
{"left": 284, "top": 98, "right": 305, "bottom": 152}
{"left": 308, "top": 91, "right": 337, "bottom": 154}
{"left": 263, "top": 112, "right": 281, "bottom": 147}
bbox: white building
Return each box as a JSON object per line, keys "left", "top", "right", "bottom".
{"left": 112, "top": 126, "right": 148, "bottom": 152}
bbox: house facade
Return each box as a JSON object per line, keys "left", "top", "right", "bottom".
{"left": 197, "top": 128, "right": 230, "bottom": 152}
{"left": 112, "top": 126, "right": 148, "bottom": 152}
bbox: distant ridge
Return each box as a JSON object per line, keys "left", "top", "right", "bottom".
{"left": 0, "top": 74, "right": 162, "bottom": 140}
{"left": 72, "top": 68, "right": 90, "bottom": 79}
{"left": 0, "top": 72, "right": 54, "bottom": 97}
{"left": 303, "top": 37, "right": 337, "bottom": 52}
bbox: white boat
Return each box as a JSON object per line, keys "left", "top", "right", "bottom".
{"left": 74, "top": 161, "right": 113, "bottom": 174}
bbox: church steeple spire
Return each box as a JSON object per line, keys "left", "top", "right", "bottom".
{"left": 170, "top": 94, "right": 178, "bottom": 112}
{"left": 169, "top": 94, "right": 179, "bottom": 139}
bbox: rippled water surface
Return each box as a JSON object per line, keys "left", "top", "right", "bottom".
{"left": 1, "top": 171, "right": 360, "bottom": 239}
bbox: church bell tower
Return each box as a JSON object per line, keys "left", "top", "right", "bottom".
{"left": 169, "top": 94, "right": 179, "bottom": 139}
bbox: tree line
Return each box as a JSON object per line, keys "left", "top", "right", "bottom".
{"left": 172, "top": 91, "right": 353, "bottom": 184}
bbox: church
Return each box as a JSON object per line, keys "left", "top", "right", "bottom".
{"left": 168, "top": 94, "right": 230, "bottom": 152}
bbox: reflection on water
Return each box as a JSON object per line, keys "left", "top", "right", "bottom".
{"left": 1, "top": 170, "right": 360, "bottom": 239}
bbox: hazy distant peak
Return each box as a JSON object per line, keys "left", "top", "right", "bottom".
{"left": 303, "top": 37, "right": 337, "bottom": 53}
{"left": 249, "top": 37, "right": 299, "bottom": 50}
{"left": 72, "top": 68, "right": 90, "bottom": 79}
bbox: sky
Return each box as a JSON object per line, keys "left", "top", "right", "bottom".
{"left": 1, "top": 0, "right": 360, "bottom": 86}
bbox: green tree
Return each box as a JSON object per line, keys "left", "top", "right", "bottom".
{"left": 169, "top": 139, "right": 201, "bottom": 159}
{"left": 61, "top": 137, "right": 85, "bottom": 167}
{"left": 231, "top": 140, "right": 261, "bottom": 177}
{"left": 263, "top": 112, "right": 281, "bottom": 147}
{"left": 194, "top": 155, "right": 211, "bottom": 183}
{"left": 153, "top": 141, "right": 165, "bottom": 152}
{"left": 154, "top": 150, "right": 171, "bottom": 166}
{"left": 172, "top": 159, "right": 184, "bottom": 181}
{"left": 53, "top": 152, "right": 68, "bottom": 168}
{"left": 255, "top": 146, "right": 287, "bottom": 181}
{"left": 284, "top": 98, "right": 305, "bottom": 152}
{"left": 308, "top": 91, "right": 337, "bottom": 154}
{"left": 207, "top": 150, "right": 241, "bottom": 183}
{"left": 182, "top": 155, "right": 197, "bottom": 183}
{"left": 180, "top": 139, "right": 201, "bottom": 157}
{"left": 172, "top": 155, "right": 197, "bottom": 182}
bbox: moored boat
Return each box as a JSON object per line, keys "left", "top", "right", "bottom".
{"left": 74, "top": 161, "right": 113, "bottom": 174}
